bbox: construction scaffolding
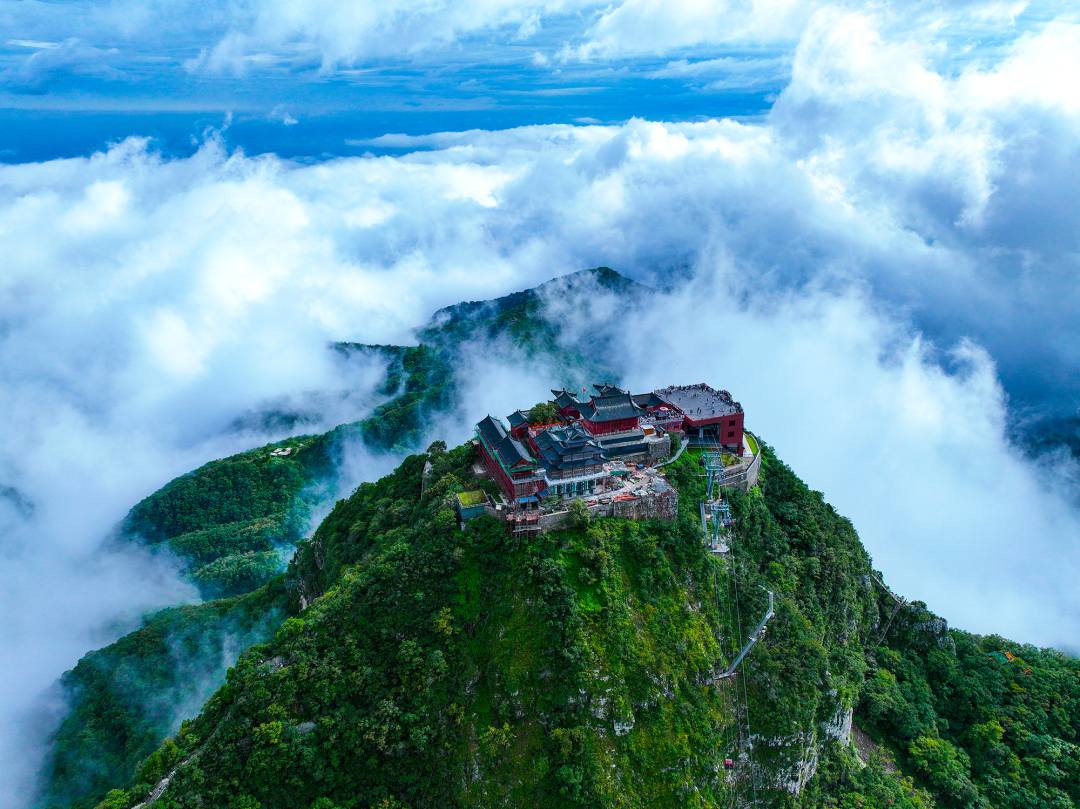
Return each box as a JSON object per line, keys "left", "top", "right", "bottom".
{"left": 509, "top": 510, "right": 541, "bottom": 537}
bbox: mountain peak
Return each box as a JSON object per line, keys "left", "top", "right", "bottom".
{"left": 427, "top": 267, "right": 647, "bottom": 328}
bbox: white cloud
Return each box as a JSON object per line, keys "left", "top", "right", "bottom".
{"left": 615, "top": 284, "right": 1080, "bottom": 652}
{"left": 2, "top": 37, "right": 122, "bottom": 92}
{"left": 0, "top": 0, "right": 1056, "bottom": 89}
{"left": 579, "top": 0, "right": 821, "bottom": 58}
{"left": 177, "top": 0, "right": 602, "bottom": 74}
{"left": 7, "top": 40, "right": 61, "bottom": 49}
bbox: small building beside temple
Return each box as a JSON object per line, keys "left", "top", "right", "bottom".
{"left": 455, "top": 490, "right": 487, "bottom": 522}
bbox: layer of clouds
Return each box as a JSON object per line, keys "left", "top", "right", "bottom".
{"left": 183, "top": 0, "right": 599, "bottom": 74}
{"left": 613, "top": 283, "right": 1080, "bottom": 653}
{"left": 578, "top": 0, "right": 1036, "bottom": 58}
{"left": 0, "top": 0, "right": 1064, "bottom": 95}
{"left": 3, "top": 6, "right": 1080, "bottom": 807}
{"left": 0, "top": 134, "right": 532, "bottom": 805}
{"left": 1, "top": 0, "right": 600, "bottom": 88}
{"left": 647, "top": 56, "right": 791, "bottom": 91}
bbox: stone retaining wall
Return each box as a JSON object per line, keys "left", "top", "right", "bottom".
{"left": 612, "top": 490, "right": 678, "bottom": 521}
{"left": 537, "top": 488, "right": 678, "bottom": 531}
{"left": 646, "top": 434, "right": 671, "bottom": 463}
{"left": 718, "top": 432, "right": 762, "bottom": 491}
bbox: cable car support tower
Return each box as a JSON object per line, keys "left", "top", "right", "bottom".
{"left": 700, "top": 448, "right": 731, "bottom": 553}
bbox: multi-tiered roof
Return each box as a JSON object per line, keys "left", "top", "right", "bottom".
{"left": 532, "top": 425, "right": 606, "bottom": 474}
{"left": 551, "top": 388, "right": 583, "bottom": 413}
{"left": 578, "top": 391, "right": 645, "bottom": 424}
{"left": 476, "top": 415, "right": 536, "bottom": 473}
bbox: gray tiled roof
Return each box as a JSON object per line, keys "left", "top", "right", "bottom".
{"left": 551, "top": 389, "right": 583, "bottom": 410}
{"left": 507, "top": 410, "right": 530, "bottom": 427}
{"left": 595, "top": 428, "right": 648, "bottom": 457}
{"left": 477, "top": 415, "right": 535, "bottom": 469}
{"left": 497, "top": 435, "right": 533, "bottom": 468}
{"left": 533, "top": 426, "right": 606, "bottom": 472}
{"left": 599, "top": 440, "right": 647, "bottom": 457}
{"left": 632, "top": 392, "right": 666, "bottom": 409}
{"left": 597, "top": 429, "right": 645, "bottom": 447}
{"left": 580, "top": 392, "right": 645, "bottom": 422}
{"left": 594, "top": 383, "right": 627, "bottom": 396}
{"left": 477, "top": 415, "right": 507, "bottom": 446}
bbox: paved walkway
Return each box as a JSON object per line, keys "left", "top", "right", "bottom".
{"left": 654, "top": 436, "right": 688, "bottom": 468}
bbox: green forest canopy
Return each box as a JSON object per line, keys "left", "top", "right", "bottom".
{"left": 62, "top": 438, "right": 1080, "bottom": 809}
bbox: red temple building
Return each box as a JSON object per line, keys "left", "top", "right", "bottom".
{"left": 476, "top": 382, "right": 746, "bottom": 503}
{"left": 506, "top": 409, "right": 531, "bottom": 439}
{"left": 551, "top": 389, "right": 583, "bottom": 419}
{"left": 577, "top": 387, "right": 645, "bottom": 435}
{"left": 475, "top": 415, "right": 544, "bottom": 500}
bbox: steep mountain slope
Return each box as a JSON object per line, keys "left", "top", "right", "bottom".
{"left": 75, "top": 442, "right": 937, "bottom": 809}
{"left": 42, "top": 582, "right": 290, "bottom": 809}
{"left": 76, "top": 440, "right": 1080, "bottom": 809}
{"left": 858, "top": 611, "right": 1080, "bottom": 807}
{"left": 119, "top": 434, "right": 338, "bottom": 599}
{"left": 42, "top": 268, "right": 634, "bottom": 809}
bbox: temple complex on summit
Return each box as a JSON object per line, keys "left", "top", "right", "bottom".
{"left": 468, "top": 383, "right": 754, "bottom": 534}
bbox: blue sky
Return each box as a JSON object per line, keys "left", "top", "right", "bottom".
{"left": 0, "top": 82, "right": 775, "bottom": 163}
{"left": 2, "top": 0, "right": 1057, "bottom": 161}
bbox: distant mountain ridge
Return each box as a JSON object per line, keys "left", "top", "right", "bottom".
{"left": 119, "top": 267, "right": 639, "bottom": 597}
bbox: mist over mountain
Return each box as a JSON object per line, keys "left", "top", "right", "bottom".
{"left": 15, "top": 269, "right": 1080, "bottom": 809}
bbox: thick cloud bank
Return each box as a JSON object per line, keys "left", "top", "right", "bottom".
{"left": 3, "top": 6, "right": 1080, "bottom": 807}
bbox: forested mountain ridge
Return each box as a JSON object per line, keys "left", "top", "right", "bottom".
{"left": 42, "top": 583, "right": 291, "bottom": 809}
{"left": 50, "top": 439, "right": 1080, "bottom": 809}
{"left": 39, "top": 267, "right": 1080, "bottom": 809}
{"left": 77, "top": 441, "right": 884, "bottom": 809}
{"left": 116, "top": 267, "right": 628, "bottom": 599}
{"left": 41, "top": 269, "right": 631, "bottom": 808}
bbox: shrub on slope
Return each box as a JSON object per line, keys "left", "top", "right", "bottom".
{"left": 43, "top": 582, "right": 289, "bottom": 809}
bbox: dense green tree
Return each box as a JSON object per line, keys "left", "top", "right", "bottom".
{"left": 527, "top": 401, "right": 560, "bottom": 426}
